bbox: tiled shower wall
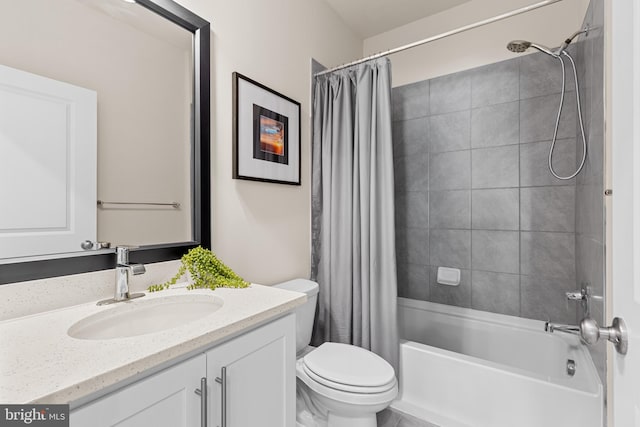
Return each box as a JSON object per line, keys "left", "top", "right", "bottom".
{"left": 575, "top": 0, "right": 606, "bottom": 381}
{"left": 393, "top": 47, "right": 591, "bottom": 324}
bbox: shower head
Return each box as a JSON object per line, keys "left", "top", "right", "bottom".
{"left": 506, "top": 40, "right": 531, "bottom": 53}
{"left": 506, "top": 40, "right": 558, "bottom": 57}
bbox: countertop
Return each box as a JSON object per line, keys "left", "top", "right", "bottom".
{"left": 0, "top": 283, "right": 305, "bottom": 404}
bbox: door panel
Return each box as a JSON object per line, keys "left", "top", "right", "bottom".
{"left": 206, "top": 314, "right": 296, "bottom": 427}
{"left": 70, "top": 355, "right": 205, "bottom": 427}
{"left": 609, "top": 0, "right": 640, "bottom": 425}
{"left": 0, "top": 64, "right": 96, "bottom": 259}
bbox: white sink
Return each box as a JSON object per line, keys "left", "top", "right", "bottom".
{"left": 68, "top": 294, "right": 224, "bottom": 340}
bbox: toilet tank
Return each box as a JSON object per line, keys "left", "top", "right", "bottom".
{"left": 273, "top": 279, "right": 319, "bottom": 354}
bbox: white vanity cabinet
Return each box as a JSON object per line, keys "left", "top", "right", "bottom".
{"left": 206, "top": 312, "right": 296, "bottom": 427}
{"left": 69, "top": 313, "right": 296, "bottom": 427}
{"left": 69, "top": 354, "right": 206, "bottom": 427}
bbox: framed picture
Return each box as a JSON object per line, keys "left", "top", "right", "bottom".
{"left": 232, "top": 72, "right": 301, "bottom": 185}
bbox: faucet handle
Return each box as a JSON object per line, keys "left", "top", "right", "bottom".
{"left": 116, "top": 245, "right": 140, "bottom": 264}
{"left": 566, "top": 290, "right": 585, "bottom": 300}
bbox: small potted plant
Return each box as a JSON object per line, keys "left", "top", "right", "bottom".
{"left": 148, "top": 246, "right": 249, "bottom": 292}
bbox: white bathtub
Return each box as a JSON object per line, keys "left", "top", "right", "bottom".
{"left": 393, "top": 298, "right": 603, "bottom": 427}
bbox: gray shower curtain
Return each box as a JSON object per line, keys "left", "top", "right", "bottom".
{"left": 311, "top": 58, "right": 398, "bottom": 371}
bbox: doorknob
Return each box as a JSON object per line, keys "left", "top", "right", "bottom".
{"left": 580, "top": 317, "right": 628, "bottom": 355}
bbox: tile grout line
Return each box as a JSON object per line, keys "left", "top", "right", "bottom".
{"left": 518, "top": 56, "right": 523, "bottom": 317}
{"left": 468, "top": 76, "right": 474, "bottom": 310}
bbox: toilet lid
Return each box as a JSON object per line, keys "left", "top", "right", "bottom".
{"left": 302, "top": 343, "right": 395, "bottom": 389}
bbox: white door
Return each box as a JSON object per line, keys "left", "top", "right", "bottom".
{"left": 0, "top": 64, "right": 96, "bottom": 260}
{"left": 609, "top": 0, "right": 640, "bottom": 425}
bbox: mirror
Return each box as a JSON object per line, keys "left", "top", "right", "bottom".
{"left": 0, "top": 0, "right": 210, "bottom": 284}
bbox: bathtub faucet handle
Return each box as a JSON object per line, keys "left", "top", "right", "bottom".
{"left": 566, "top": 290, "right": 586, "bottom": 300}
{"left": 565, "top": 285, "right": 593, "bottom": 318}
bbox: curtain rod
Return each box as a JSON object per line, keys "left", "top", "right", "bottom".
{"left": 314, "top": 0, "right": 564, "bottom": 77}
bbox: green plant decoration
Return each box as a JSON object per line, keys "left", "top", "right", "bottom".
{"left": 148, "top": 246, "right": 249, "bottom": 292}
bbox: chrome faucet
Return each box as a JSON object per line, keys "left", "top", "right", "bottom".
{"left": 544, "top": 286, "right": 628, "bottom": 354}
{"left": 544, "top": 322, "right": 580, "bottom": 335}
{"left": 97, "top": 246, "right": 146, "bottom": 305}
{"left": 115, "top": 246, "right": 146, "bottom": 301}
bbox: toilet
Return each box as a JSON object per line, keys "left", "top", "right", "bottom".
{"left": 274, "top": 279, "right": 398, "bottom": 427}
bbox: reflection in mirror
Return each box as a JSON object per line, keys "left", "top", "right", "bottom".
{"left": 0, "top": 0, "right": 193, "bottom": 261}
{"left": 0, "top": 0, "right": 210, "bottom": 282}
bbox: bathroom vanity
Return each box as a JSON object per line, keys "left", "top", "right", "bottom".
{"left": 0, "top": 284, "right": 305, "bottom": 427}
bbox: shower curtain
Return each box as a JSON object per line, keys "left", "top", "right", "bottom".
{"left": 311, "top": 57, "right": 398, "bottom": 371}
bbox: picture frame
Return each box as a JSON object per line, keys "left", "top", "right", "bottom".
{"left": 232, "top": 72, "right": 301, "bottom": 185}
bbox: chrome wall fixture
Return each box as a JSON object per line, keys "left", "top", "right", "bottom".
{"left": 545, "top": 287, "right": 628, "bottom": 355}
{"left": 506, "top": 27, "right": 589, "bottom": 180}
{"left": 97, "top": 200, "right": 181, "bottom": 209}
{"left": 314, "top": 0, "right": 566, "bottom": 77}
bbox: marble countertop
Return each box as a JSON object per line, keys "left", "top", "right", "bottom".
{"left": 0, "top": 284, "right": 305, "bottom": 405}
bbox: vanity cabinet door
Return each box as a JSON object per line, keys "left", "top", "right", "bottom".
{"left": 70, "top": 354, "right": 206, "bottom": 427}
{"left": 206, "top": 313, "right": 296, "bottom": 427}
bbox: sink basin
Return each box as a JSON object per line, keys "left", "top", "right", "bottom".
{"left": 68, "top": 294, "right": 224, "bottom": 340}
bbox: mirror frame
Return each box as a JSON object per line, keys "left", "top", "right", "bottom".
{"left": 0, "top": 0, "right": 211, "bottom": 285}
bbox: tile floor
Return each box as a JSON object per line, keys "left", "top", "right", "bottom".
{"left": 377, "top": 408, "right": 439, "bottom": 427}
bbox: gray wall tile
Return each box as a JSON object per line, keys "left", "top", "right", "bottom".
{"left": 575, "top": 183, "right": 604, "bottom": 242}
{"left": 472, "top": 230, "right": 520, "bottom": 274}
{"left": 520, "top": 186, "right": 575, "bottom": 232}
{"left": 397, "top": 263, "right": 430, "bottom": 301}
{"left": 394, "top": 151, "right": 429, "bottom": 192}
{"left": 575, "top": 235, "right": 604, "bottom": 310}
{"left": 471, "top": 60, "right": 520, "bottom": 108}
{"left": 429, "top": 267, "right": 471, "bottom": 308}
{"left": 395, "top": 191, "right": 429, "bottom": 228}
{"left": 471, "top": 271, "right": 520, "bottom": 316}
{"left": 396, "top": 227, "right": 408, "bottom": 263}
{"left": 521, "top": 231, "right": 575, "bottom": 279}
{"left": 429, "top": 229, "right": 471, "bottom": 269}
{"left": 430, "top": 150, "right": 471, "bottom": 190}
{"left": 520, "top": 51, "right": 576, "bottom": 99}
{"left": 521, "top": 275, "right": 576, "bottom": 323}
{"left": 405, "top": 227, "right": 429, "bottom": 266}
{"left": 430, "top": 190, "right": 470, "bottom": 229}
{"left": 520, "top": 93, "right": 577, "bottom": 143}
{"left": 430, "top": 111, "right": 470, "bottom": 153}
{"left": 471, "top": 101, "right": 519, "bottom": 148}
{"left": 472, "top": 188, "right": 519, "bottom": 230}
{"left": 471, "top": 145, "right": 519, "bottom": 189}
{"left": 577, "top": 0, "right": 606, "bottom": 386}
{"left": 392, "top": 81, "right": 429, "bottom": 120}
{"left": 392, "top": 118, "right": 429, "bottom": 159}
{"left": 430, "top": 72, "right": 471, "bottom": 114}
{"left": 520, "top": 140, "right": 576, "bottom": 187}
{"left": 390, "top": 43, "right": 603, "bottom": 327}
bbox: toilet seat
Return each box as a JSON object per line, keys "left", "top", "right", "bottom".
{"left": 296, "top": 358, "right": 398, "bottom": 407}
{"left": 302, "top": 363, "right": 396, "bottom": 394}
{"left": 301, "top": 343, "right": 397, "bottom": 395}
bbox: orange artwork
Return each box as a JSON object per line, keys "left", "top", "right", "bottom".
{"left": 259, "top": 115, "right": 285, "bottom": 156}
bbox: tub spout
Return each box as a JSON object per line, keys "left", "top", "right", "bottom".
{"left": 544, "top": 321, "right": 580, "bottom": 335}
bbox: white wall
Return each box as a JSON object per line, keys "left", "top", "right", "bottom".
{"left": 174, "top": 0, "right": 362, "bottom": 284}
{"left": 364, "top": 0, "right": 590, "bottom": 86}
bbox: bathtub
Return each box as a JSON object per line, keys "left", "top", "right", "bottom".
{"left": 392, "top": 298, "right": 603, "bottom": 427}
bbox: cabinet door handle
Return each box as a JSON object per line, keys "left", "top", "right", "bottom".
{"left": 215, "top": 367, "right": 227, "bottom": 427}
{"left": 194, "top": 377, "right": 207, "bottom": 427}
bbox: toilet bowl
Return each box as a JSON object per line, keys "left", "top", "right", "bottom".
{"left": 274, "top": 279, "right": 397, "bottom": 427}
